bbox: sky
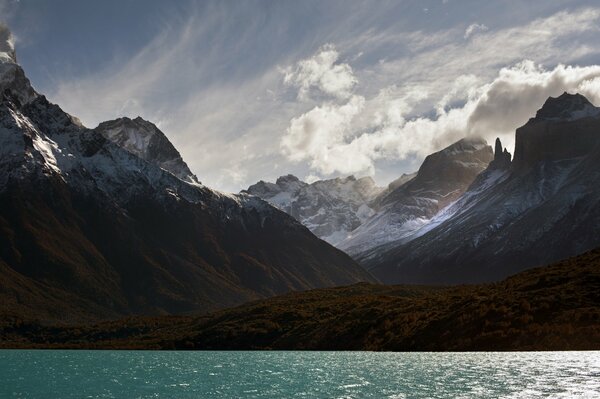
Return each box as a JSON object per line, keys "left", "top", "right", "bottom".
{"left": 3, "top": 0, "right": 600, "bottom": 192}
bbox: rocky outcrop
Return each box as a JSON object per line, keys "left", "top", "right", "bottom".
{"left": 513, "top": 92, "right": 600, "bottom": 170}
{"left": 488, "top": 137, "right": 512, "bottom": 170}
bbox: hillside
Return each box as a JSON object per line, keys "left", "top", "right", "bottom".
{"left": 2, "top": 247, "right": 599, "bottom": 350}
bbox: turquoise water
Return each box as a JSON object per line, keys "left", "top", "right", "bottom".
{"left": 1, "top": 351, "right": 599, "bottom": 398}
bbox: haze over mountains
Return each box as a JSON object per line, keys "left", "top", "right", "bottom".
{"left": 0, "top": 28, "right": 373, "bottom": 323}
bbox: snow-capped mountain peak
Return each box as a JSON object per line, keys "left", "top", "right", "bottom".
{"left": 246, "top": 174, "right": 384, "bottom": 245}
{"left": 0, "top": 26, "right": 37, "bottom": 107}
{"left": 95, "top": 116, "right": 199, "bottom": 184}
{"left": 339, "top": 137, "right": 493, "bottom": 260}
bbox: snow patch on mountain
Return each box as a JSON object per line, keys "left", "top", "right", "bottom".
{"left": 246, "top": 174, "right": 384, "bottom": 245}
{"left": 95, "top": 117, "right": 199, "bottom": 184}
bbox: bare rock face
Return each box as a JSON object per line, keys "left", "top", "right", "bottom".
{"left": 339, "top": 137, "right": 493, "bottom": 261}
{"left": 513, "top": 92, "right": 600, "bottom": 170}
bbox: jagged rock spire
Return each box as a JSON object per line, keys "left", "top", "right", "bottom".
{"left": 494, "top": 138, "right": 503, "bottom": 160}
{"left": 489, "top": 137, "right": 511, "bottom": 170}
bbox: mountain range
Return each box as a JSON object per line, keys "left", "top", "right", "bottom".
{"left": 0, "top": 29, "right": 373, "bottom": 323}
{"left": 248, "top": 93, "right": 600, "bottom": 285}
{"left": 368, "top": 92, "right": 600, "bottom": 283}
{"left": 2, "top": 22, "right": 600, "bottom": 329}
{"left": 245, "top": 174, "right": 383, "bottom": 244}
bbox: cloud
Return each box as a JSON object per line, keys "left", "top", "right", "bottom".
{"left": 36, "top": 4, "right": 600, "bottom": 191}
{"left": 281, "top": 60, "right": 600, "bottom": 177}
{"left": 278, "top": 7, "right": 600, "bottom": 179}
{"left": 281, "top": 95, "right": 366, "bottom": 174}
{"left": 282, "top": 44, "right": 357, "bottom": 101}
{"left": 464, "top": 23, "right": 488, "bottom": 39}
{"left": 0, "top": 23, "right": 15, "bottom": 61}
{"left": 467, "top": 61, "right": 600, "bottom": 138}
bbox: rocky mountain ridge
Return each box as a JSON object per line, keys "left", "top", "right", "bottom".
{"left": 368, "top": 92, "right": 600, "bottom": 284}
{"left": 339, "top": 137, "right": 494, "bottom": 261}
{"left": 95, "top": 117, "right": 199, "bottom": 184}
{"left": 0, "top": 26, "right": 373, "bottom": 323}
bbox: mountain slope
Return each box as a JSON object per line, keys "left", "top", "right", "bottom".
{"left": 246, "top": 174, "right": 383, "bottom": 244}
{"left": 0, "top": 27, "right": 374, "bottom": 323}
{"left": 370, "top": 92, "right": 600, "bottom": 284}
{"left": 339, "top": 137, "right": 493, "bottom": 262}
{"left": 4, "top": 246, "right": 599, "bottom": 351}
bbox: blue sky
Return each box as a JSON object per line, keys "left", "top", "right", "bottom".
{"left": 3, "top": 0, "right": 600, "bottom": 191}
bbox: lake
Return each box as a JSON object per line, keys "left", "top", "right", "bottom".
{"left": 1, "top": 350, "right": 599, "bottom": 398}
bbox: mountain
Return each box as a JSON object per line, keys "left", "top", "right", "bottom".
{"left": 369, "top": 92, "right": 600, "bottom": 284}
{"left": 245, "top": 174, "right": 383, "bottom": 244}
{"left": 0, "top": 27, "right": 373, "bottom": 323}
{"left": 369, "top": 172, "right": 417, "bottom": 210}
{"left": 95, "top": 116, "right": 199, "bottom": 184}
{"left": 339, "top": 137, "right": 494, "bottom": 262}
{"left": 5, "top": 246, "right": 599, "bottom": 351}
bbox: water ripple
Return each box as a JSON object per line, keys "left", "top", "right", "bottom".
{"left": 1, "top": 350, "right": 599, "bottom": 398}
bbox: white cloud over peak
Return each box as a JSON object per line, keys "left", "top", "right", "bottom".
{"left": 467, "top": 61, "right": 600, "bottom": 137}
{"left": 282, "top": 44, "right": 357, "bottom": 101}
{"left": 281, "top": 58, "right": 600, "bottom": 177}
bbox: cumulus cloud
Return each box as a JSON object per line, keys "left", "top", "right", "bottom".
{"left": 281, "top": 95, "right": 366, "bottom": 174}
{"left": 467, "top": 61, "right": 600, "bottom": 138}
{"left": 464, "top": 23, "right": 488, "bottom": 39}
{"left": 282, "top": 44, "right": 357, "bottom": 100}
{"left": 281, "top": 60, "right": 600, "bottom": 177}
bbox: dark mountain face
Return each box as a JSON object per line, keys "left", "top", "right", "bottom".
{"left": 339, "top": 137, "right": 493, "bottom": 262}
{"left": 513, "top": 92, "right": 600, "bottom": 170}
{"left": 369, "top": 93, "right": 600, "bottom": 284}
{"left": 0, "top": 34, "right": 373, "bottom": 323}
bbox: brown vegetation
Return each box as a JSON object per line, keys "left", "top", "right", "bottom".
{"left": 1, "top": 248, "right": 599, "bottom": 350}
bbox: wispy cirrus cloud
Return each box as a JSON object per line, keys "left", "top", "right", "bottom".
{"left": 23, "top": 2, "right": 600, "bottom": 191}
{"left": 279, "top": 7, "right": 600, "bottom": 178}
